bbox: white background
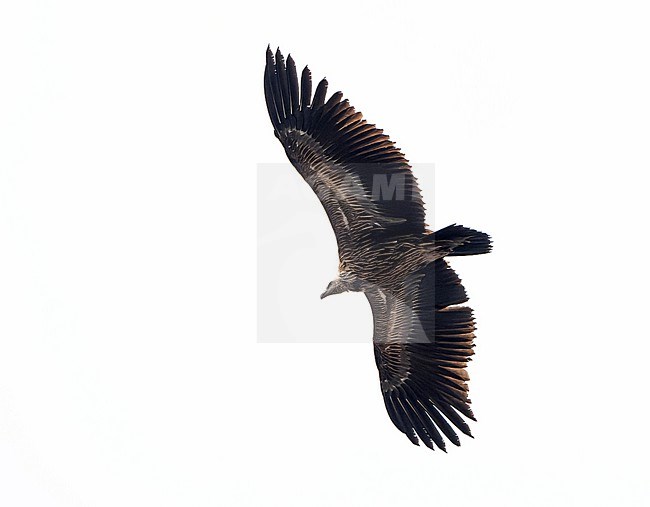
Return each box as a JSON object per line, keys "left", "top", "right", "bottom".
{"left": 1, "top": 1, "right": 649, "bottom": 505}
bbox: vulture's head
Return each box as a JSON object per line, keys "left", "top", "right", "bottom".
{"left": 320, "top": 271, "right": 362, "bottom": 299}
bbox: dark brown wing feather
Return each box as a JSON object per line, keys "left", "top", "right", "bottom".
{"left": 366, "top": 259, "right": 476, "bottom": 451}
{"left": 264, "top": 47, "right": 426, "bottom": 260}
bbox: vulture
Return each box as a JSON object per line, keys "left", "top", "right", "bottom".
{"left": 264, "top": 47, "right": 491, "bottom": 451}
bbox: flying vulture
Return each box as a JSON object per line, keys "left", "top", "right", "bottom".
{"left": 264, "top": 47, "right": 491, "bottom": 451}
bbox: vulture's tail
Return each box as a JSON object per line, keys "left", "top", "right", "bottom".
{"left": 428, "top": 224, "right": 492, "bottom": 256}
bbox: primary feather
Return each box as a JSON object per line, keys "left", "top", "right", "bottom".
{"left": 264, "top": 47, "right": 491, "bottom": 451}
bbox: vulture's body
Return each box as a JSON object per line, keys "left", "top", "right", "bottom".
{"left": 264, "top": 48, "right": 491, "bottom": 451}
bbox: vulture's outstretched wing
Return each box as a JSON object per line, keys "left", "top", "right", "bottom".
{"left": 366, "top": 259, "right": 476, "bottom": 451}
{"left": 264, "top": 47, "right": 426, "bottom": 258}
